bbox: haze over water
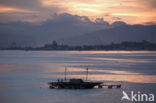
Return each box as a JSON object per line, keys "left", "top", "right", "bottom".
{"left": 0, "top": 50, "right": 156, "bottom": 103}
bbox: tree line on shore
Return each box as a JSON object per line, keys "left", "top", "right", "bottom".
{"left": 2, "top": 40, "right": 156, "bottom": 50}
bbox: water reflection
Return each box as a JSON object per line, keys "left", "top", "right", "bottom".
{"left": 69, "top": 50, "right": 156, "bottom": 54}
{"left": 90, "top": 57, "right": 153, "bottom": 63}
{"left": 1, "top": 62, "right": 155, "bottom": 84}
{"left": 0, "top": 83, "right": 47, "bottom": 89}
{"left": 0, "top": 63, "right": 63, "bottom": 73}
{"left": 38, "top": 74, "right": 156, "bottom": 83}
{"left": 0, "top": 50, "right": 156, "bottom": 88}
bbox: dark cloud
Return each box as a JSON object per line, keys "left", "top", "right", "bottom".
{"left": 0, "top": 0, "right": 62, "bottom": 23}
{"left": 111, "top": 21, "right": 127, "bottom": 27}
{"left": 0, "top": 0, "right": 41, "bottom": 10}
{"left": 95, "top": 18, "right": 109, "bottom": 26}
{"left": 43, "top": 13, "right": 110, "bottom": 28}
{"left": 0, "top": 13, "right": 34, "bottom": 23}
{"left": 144, "top": 22, "right": 156, "bottom": 25}
{"left": 0, "top": 0, "right": 62, "bottom": 14}
{"left": 51, "top": 13, "right": 91, "bottom": 23}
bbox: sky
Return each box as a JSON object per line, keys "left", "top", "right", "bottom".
{"left": 0, "top": 0, "right": 156, "bottom": 24}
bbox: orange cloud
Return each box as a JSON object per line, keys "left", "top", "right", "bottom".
{"left": 40, "top": 0, "right": 156, "bottom": 24}
{"left": 0, "top": 6, "right": 33, "bottom": 13}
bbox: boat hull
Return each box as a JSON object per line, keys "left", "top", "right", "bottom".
{"left": 49, "top": 82, "right": 102, "bottom": 89}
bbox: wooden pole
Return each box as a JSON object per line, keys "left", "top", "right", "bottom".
{"left": 86, "top": 67, "right": 88, "bottom": 81}
{"left": 65, "top": 67, "right": 67, "bottom": 80}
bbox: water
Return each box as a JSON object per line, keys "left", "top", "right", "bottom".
{"left": 0, "top": 50, "right": 156, "bottom": 103}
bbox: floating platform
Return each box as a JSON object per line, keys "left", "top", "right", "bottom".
{"left": 97, "top": 83, "right": 121, "bottom": 89}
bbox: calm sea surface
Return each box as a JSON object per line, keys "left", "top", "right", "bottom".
{"left": 0, "top": 50, "right": 156, "bottom": 103}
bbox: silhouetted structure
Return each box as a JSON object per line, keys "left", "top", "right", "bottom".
{"left": 48, "top": 67, "right": 103, "bottom": 89}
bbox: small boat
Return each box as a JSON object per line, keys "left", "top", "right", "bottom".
{"left": 48, "top": 67, "right": 103, "bottom": 89}
{"left": 49, "top": 78, "right": 102, "bottom": 89}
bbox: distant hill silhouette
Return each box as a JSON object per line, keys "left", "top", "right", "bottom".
{"left": 61, "top": 25, "right": 156, "bottom": 45}
{"left": 0, "top": 13, "right": 112, "bottom": 47}
{"left": 0, "top": 13, "right": 155, "bottom": 47}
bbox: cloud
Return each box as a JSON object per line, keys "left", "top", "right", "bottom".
{"left": 0, "top": 0, "right": 62, "bottom": 23}
{"left": 0, "top": 0, "right": 41, "bottom": 10}
{"left": 112, "top": 16, "right": 122, "bottom": 20}
{"left": 111, "top": 21, "right": 127, "bottom": 27}
{"left": 52, "top": 13, "right": 91, "bottom": 23}
{"left": 141, "top": 0, "right": 156, "bottom": 9}
{"left": 144, "top": 22, "right": 156, "bottom": 25}
{"left": 0, "top": 0, "right": 155, "bottom": 24}
{"left": 94, "top": 18, "right": 109, "bottom": 26}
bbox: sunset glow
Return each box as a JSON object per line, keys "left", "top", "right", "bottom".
{"left": 0, "top": 0, "right": 156, "bottom": 24}
{"left": 0, "top": 6, "right": 32, "bottom": 13}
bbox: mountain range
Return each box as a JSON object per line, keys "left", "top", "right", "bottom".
{"left": 0, "top": 13, "right": 155, "bottom": 47}
{"left": 61, "top": 25, "right": 156, "bottom": 45}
